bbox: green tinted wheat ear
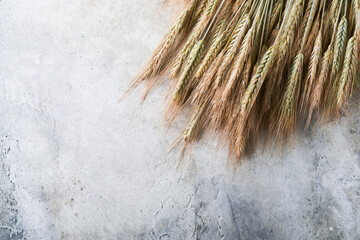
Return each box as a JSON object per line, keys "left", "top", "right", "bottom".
{"left": 277, "top": 52, "right": 303, "bottom": 139}
{"left": 283, "top": 52, "right": 303, "bottom": 118}
{"left": 190, "top": 0, "right": 231, "bottom": 80}
{"left": 331, "top": 17, "right": 348, "bottom": 82}
{"left": 337, "top": 36, "right": 357, "bottom": 107}
{"left": 240, "top": 46, "right": 276, "bottom": 116}
{"left": 225, "top": 24, "right": 256, "bottom": 99}
{"left": 171, "top": 0, "right": 217, "bottom": 79}
{"left": 194, "top": 3, "right": 232, "bottom": 79}
{"left": 205, "top": 0, "right": 220, "bottom": 16}
{"left": 215, "top": 14, "right": 251, "bottom": 85}
{"left": 194, "top": 30, "right": 224, "bottom": 79}
{"left": 277, "top": 0, "right": 304, "bottom": 63}
{"left": 325, "top": 16, "right": 348, "bottom": 110}
{"left": 173, "top": 40, "right": 205, "bottom": 102}
{"left": 184, "top": 103, "right": 206, "bottom": 142}
{"left": 211, "top": 16, "right": 252, "bottom": 123}
{"left": 171, "top": 31, "right": 199, "bottom": 80}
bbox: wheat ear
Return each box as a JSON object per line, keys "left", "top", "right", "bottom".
{"left": 283, "top": 52, "right": 304, "bottom": 119}
{"left": 171, "top": 0, "right": 217, "bottom": 79}
{"left": 306, "top": 44, "right": 334, "bottom": 127}
{"left": 173, "top": 40, "right": 205, "bottom": 102}
{"left": 184, "top": 103, "right": 206, "bottom": 142}
{"left": 337, "top": 36, "right": 357, "bottom": 107}
{"left": 331, "top": 16, "right": 348, "bottom": 82}
{"left": 301, "top": 30, "right": 322, "bottom": 112}
{"left": 277, "top": 0, "right": 304, "bottom": 63}
{"left": 215, "top": 14, "right": 251, "bottom": 86}
{"left": 240, "top": 46, "right": 276, "bottom": 116}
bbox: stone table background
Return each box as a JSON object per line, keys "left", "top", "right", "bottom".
{"left": 0, "top": 0, "right": 359, "bottom": 239}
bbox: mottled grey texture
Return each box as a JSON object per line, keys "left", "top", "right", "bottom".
{"left": 0, "top": 0, "right": 359, "bottom": 239}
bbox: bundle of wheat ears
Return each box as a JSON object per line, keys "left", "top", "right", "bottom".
{"left": 127, "top": 0, "right": 360, "bottom": 161}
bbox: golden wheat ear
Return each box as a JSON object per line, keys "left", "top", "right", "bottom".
{"left": 127, "top": 0, "right": 360, "bottom": 163}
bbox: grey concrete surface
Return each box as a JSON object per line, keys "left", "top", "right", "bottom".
{"left": 0, "top": 0, "right": 359, "bottom": 239}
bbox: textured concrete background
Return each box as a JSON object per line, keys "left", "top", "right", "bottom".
{"left": 0, "top": 0, "right": 359, "bottom": 239}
